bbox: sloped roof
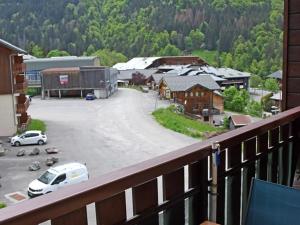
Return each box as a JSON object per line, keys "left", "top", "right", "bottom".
{"left": 42, "top": 67, "right": 80, "bottom": 74}
{"left": 152, "top": 73, "right": 177, "bottom": 84}
{"left": 268, "top": 70, "right": 282, "bottom": 80}
{"left": 113, "top": 57, "right": 160, "bottom": 70}
{"left": 270, "top": 91, "right": 282, "bottom": 101}
{"left": 198, "top": 66, "right": 251, "bottom": 78}
{"left": 230, "top": 115, "right": 252, "bottom": 126}
{"left": 0, "top": 38, "right": 27, "bottom": 54}
{"left": 163, "top": 75, "right": 220, "bottom": 92}
{"left": 118, "top": 69, "right": 158, "bottom": 80}
{"left": 166, "top": 68, "right": 194, "bottom": 76}
{"left": 25, "top": 56, "right": 99, "bottom": 71}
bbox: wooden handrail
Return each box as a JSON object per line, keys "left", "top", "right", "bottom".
{"left": 1, "top": 106, "right": 300, "bottom": 225}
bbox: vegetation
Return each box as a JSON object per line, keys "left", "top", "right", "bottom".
{"left": 26, "top": 88, "right": 40, "bottom": 96}
{"left": 91, "top": 49, "right": 127, "bottom": 67}
{"left": 152, "top": 106, "right": 222, "bottom": 138}
{"left": 250, "top": 75, "right": 263, "bottom": 88}
{"left": 27, "top": 119, "right": 47, "bottom": 132}
{"left": 0, "top": 202, "right": 6, "bottom": 209}
{"left": 223, "top": 86, "right": 263, "bottom": 117}
{"left": 0, "top": 0, "right": 283, "bottom": 75}
{"left": 192, "top": 49, "right": 225, "bottom": 66}
{"left": 47, "top": 49, "right": 70, "bottom": 58}
{"left": 264, "top": 78, "right": 280, "bottom": 93}
{"left": 261, "top": 93, "right": 274, "bottom": 112}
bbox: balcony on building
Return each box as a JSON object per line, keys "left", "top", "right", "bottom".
{"left": 16, "top": 94, "right": 30, "bottom": 114}
{"left": 17, "top": 113, "right": 31, "bottom": 131}
{"left": 14, "top": 74, "right": 28, "bottom": 94}
{"left": 12, "top": 55, "right": 25, "bottom": 76}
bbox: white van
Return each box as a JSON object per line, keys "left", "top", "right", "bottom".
{"left": 27, "top": 162, "right": 89, "bottom": 198}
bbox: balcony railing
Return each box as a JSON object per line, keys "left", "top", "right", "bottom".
{"left": 17, "top": 115, "right": 31, "bottom": 133}
{"left": 16, "top": 97, "right": 30, "bottom": 114}
{"left": 27, "top": 79, "right": 41, "bottom": 87}
{"left": 1, "top": 107, "right": 300, "bottom": 225}
{"left": 14, "top": 76, "right": 28, "bottom": 94}
{"left": 13, "top": 63, "right": 26, "bottom": 76}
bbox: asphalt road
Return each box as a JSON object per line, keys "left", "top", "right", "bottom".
{"left": 0, "top": 88, "right": 197, "bottom": 206}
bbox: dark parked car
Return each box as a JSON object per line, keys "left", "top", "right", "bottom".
{"left": 85, "top": 93, "right": 96, "bottom": 100}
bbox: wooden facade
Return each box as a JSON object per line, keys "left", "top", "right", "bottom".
{"left": 283, "top": 0, "right": 300, "bottom": 110}
{"left": 0, "top": 45, "right": 13, "bottom": 95}
{"left": 0, "top": 41, "right": 29, "bottom": 133}
{"left": 159, "top": 82, "right": 224, "bottom": 115}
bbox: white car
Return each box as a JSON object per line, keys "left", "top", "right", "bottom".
{"left": 28, "top": 162, "right": 89, "bottom": 198}
{"left": 11, "top": 130, "right": 47, "bottom": 146}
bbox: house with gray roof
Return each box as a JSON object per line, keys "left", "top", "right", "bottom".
{"left": 268, "top": 70, "right": 282, "bottom": 85}
{"left": 196, "top": 66, "right": 251, "bottom": 90}
{"left": 159, "top": 75, "right": 224, "bottom": 115}
{"left": 117, "top": 69, "right": 158, "bottom": 86}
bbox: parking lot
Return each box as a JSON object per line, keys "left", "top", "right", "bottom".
{"left": 0, "top": 88, "right": 198, "bottom": 205}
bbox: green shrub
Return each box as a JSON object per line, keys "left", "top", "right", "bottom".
{"left": 246, "top": 100, "right": 263, "bottom": 117}
{"left": 27, "top": 119, "right": 46, "bottom": 132}
{"left": 0, "top": 202, "right": 6, "bottom": 209}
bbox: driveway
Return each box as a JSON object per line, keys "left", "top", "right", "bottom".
{"left": 0, "top": 88, "right": 197, "bottom": 205}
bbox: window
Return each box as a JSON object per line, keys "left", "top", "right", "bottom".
{"left": 38, "top": 171, "right": 56, "bottom": 184}
{"left": 195, "top": 92, "right": 199, "bottom": 97}
{"left": 185, "top": 93, "right": 188, "bottom": 97}
{"left": 190, "top": 92, "right": 193, "bottom": 97}
{"left": 52, "top": 174, "right": 66, "bottom": 185}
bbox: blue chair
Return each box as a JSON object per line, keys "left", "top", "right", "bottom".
{"left": 244, "top": 179, "right": 300, "bottom": 225}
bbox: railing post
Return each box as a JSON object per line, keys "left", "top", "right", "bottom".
{"left": 209, "top": 142, "right": 220, "bottom": 222}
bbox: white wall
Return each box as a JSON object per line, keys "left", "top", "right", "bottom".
{"left": 0, "top": 95, "right": 17, "bottom": 136}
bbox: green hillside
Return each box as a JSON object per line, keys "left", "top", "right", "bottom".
{"left": 0, "top": 0, "right": 283, "bottom": 74}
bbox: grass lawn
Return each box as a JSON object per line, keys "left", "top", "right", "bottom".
{"left": 27, "top": 119, "right": 47, "bottom": 132}
{"left": 152, "top": 107, "right": 224, "bottom": 139}
{"left": 192, "top": 49, "right": 219, "bottom": 66}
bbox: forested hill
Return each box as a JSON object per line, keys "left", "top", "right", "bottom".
{"left": 0, "top": 0, "right": 283, "bottom": 76}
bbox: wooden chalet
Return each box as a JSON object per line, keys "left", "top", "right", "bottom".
{"left": 0, "top": 1, "right": 300, "bottom": 225}
{"left": 159, "top": 75, "right": 224, "bottom": 114}
{"left": 0, "top": 39, "right": 29, "bottom": 135}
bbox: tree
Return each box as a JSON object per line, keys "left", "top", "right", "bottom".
{"left": 158, "top": 44, "right": 181, "bottom": 56}
{"left": 223, "top": 86, "right": 238, "bottom": 109}
{"left": 246, "top": 100, "right": 263, "bottom": 117}
{"left": 47, "top": 49, "right": 70, "bottom": 57}
{"left": 250, "top": 75, "right": 263, "bottom": 88}
{"left": 264, "top": 78, "right": 280, "bottom": 93}
{"left": 92, "top": 49, "right": 127, "bottom": 67}
{"left": 31, "top": 45, "right": 45, "bottom": 58}
{"left": 231, "top": 95, "right": 245, "bottom": 112}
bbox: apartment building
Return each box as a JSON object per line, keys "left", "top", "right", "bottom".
{"left": 0, "top": 39, "right": 29, "bottom": 136}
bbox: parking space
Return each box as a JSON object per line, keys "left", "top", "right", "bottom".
{"left": 0, "top": 88, "right": 197, "bottom": 205}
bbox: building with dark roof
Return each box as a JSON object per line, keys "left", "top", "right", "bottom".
{"left": 0, "top": 39, "right": 30, "bottom": 135}
{"left": 25, "top": 56, "right": 100, "bottom": 90}
{"left": 117, "top": 69, "right": 157, "bottom": 86}
{"left": 159, "top": 75, "right": 224, "bottom": 115}
{"left": 41, "top": 66, "right": 117, "bottom": 99}
{"left": 268, "top": 70, "right": 282, "bottom": 80}
{"left": 229, "top": 115, "right": 252, "bottom": 130}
